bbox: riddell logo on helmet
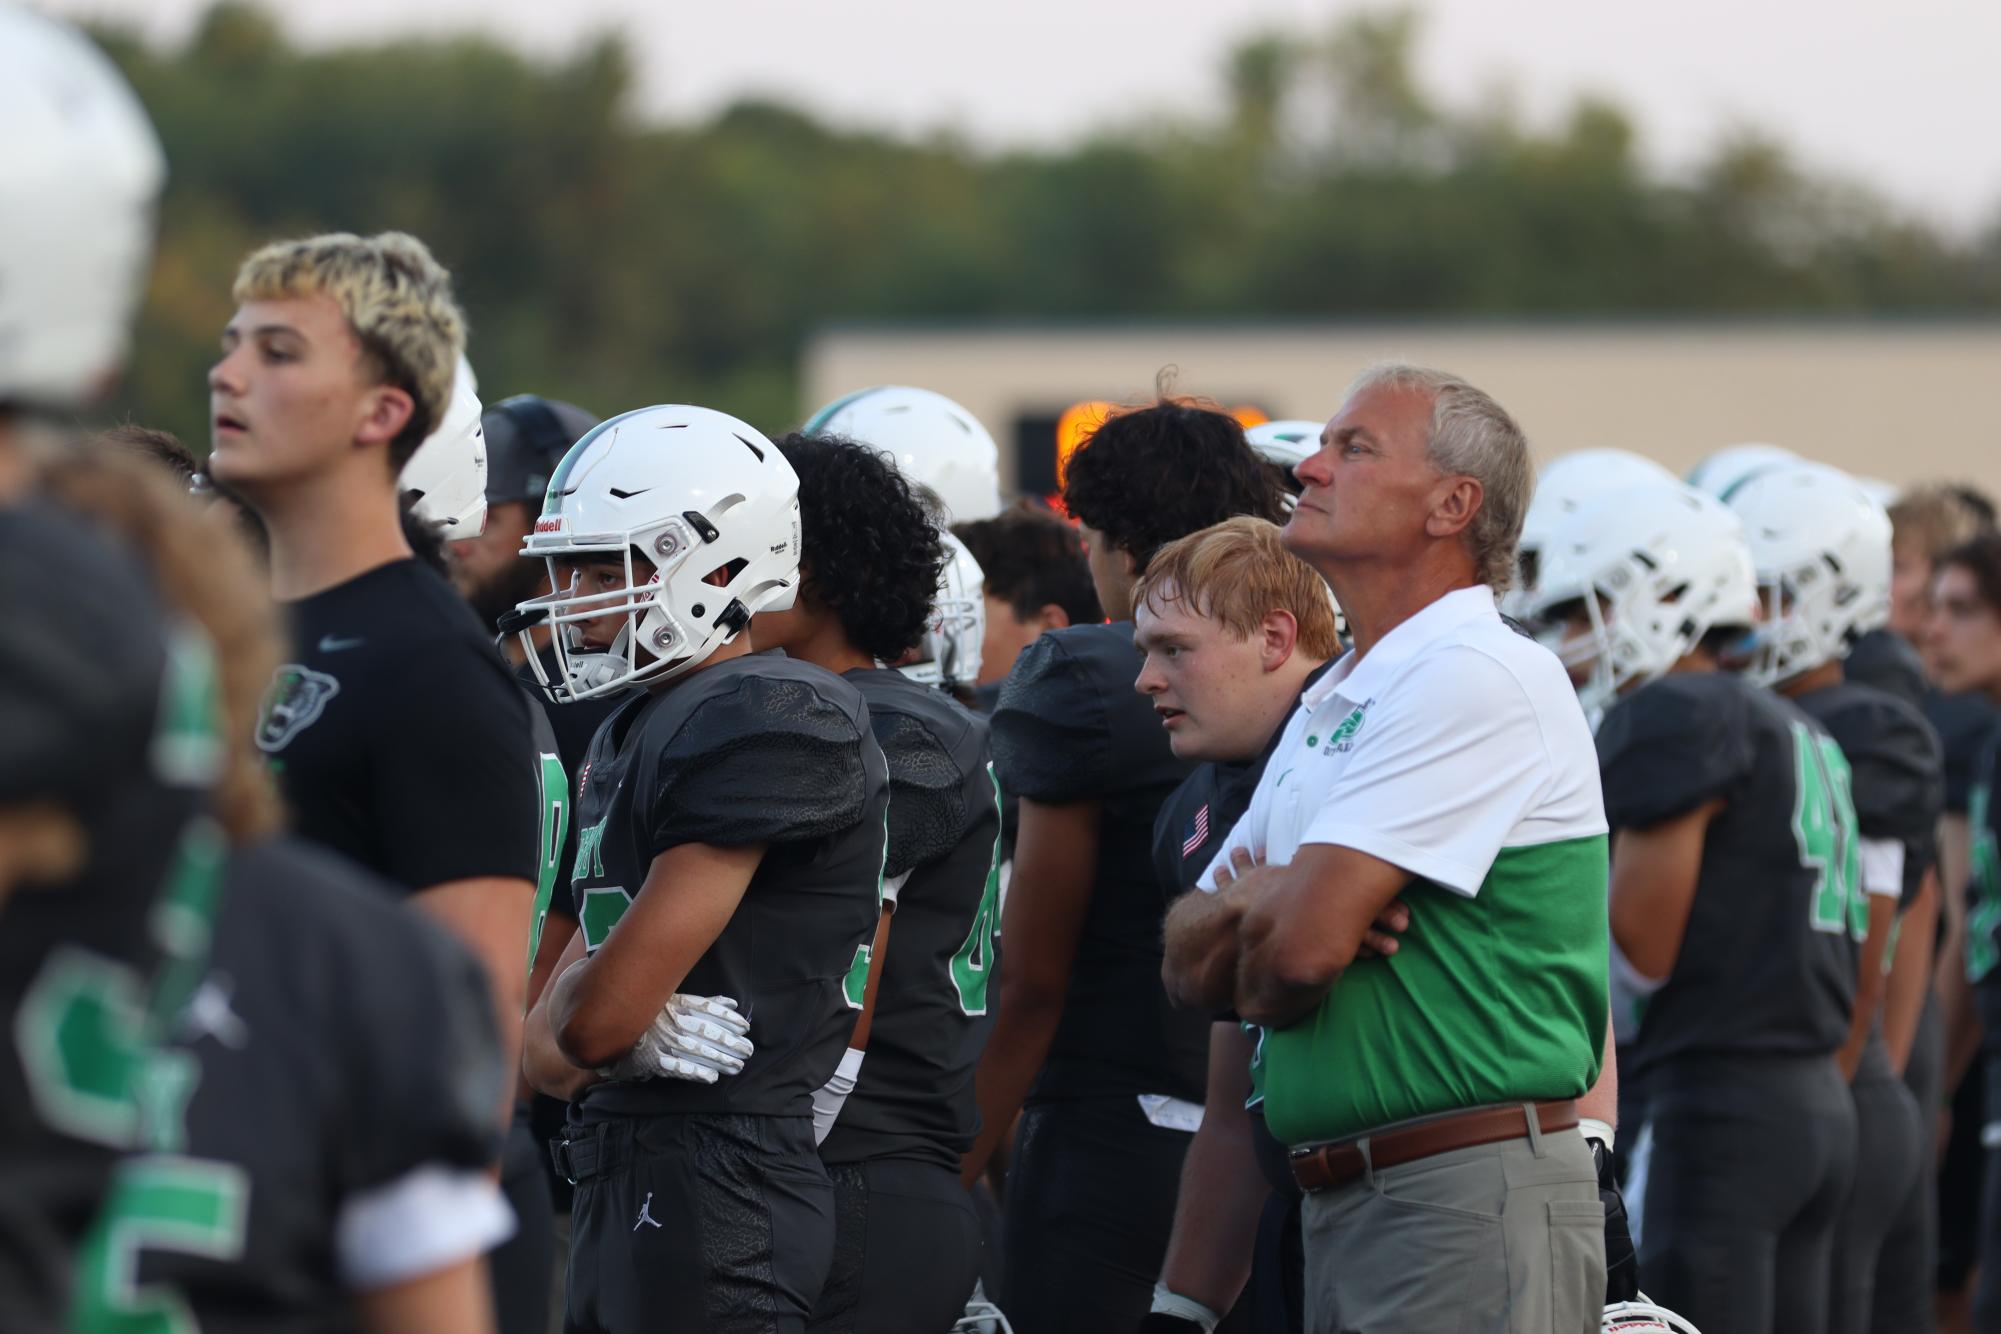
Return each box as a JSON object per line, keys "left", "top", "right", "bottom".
{"left": 535, "top": 516, "right": 565, "bottom": 533}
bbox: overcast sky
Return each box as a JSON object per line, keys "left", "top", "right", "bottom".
{"left": 45, "top": 0, "right": 2001, "bottom": 234}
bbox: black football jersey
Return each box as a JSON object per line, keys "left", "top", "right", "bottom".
{"left": 820, "top": 669, "right": 1002, "bottom": 1168}
{"left": 568, "top": 653, "right": 890, "bottom": 1121}
{"left": 521, "top": 647, "right": 630, "bottom": 925}
{"left": 105, "top": 838, "right": 504, "bottom": 1332}
{"left": 1843, "top": 628, "right": 1927, "bottom": 714}
{"left": 1597, "top": 672, "right": 1858, "bottom": 1070}
{"left": 522, "top": 694, "right": 571, "bottom": 976}
{"left": 1792, "top": 680, "right": 1943, "bottom": 908}
{"left": 0, "top": 506, "right": 223, "bottom": 1334}
{"left": 1964, "top": 734, "right": 2001, "bottom": 1045}
{"left": 258, "top": 558, "right": 540, "bottom": 894}
{"left": 990, "top": 622, "right": 1203, "bottom": 1103}
{"left": 1927, "top": 689, "right": 1999, "bottom": 816}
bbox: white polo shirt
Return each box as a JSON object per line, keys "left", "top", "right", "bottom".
{"left": 1205, "top": 584, "right": 1611, "bottom": 1145}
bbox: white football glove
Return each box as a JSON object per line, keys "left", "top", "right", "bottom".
{"left": 598, "top": 994, "right": 753, "bottom": 1084}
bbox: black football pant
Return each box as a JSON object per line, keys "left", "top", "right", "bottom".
{"left": 559, "top": 1112, "right": 833, "bottom": 1334}
{"left": 493, "top": 1104, "right": 557, "bottom": 1334}
{"left": 1000, "top": 1096, "right": 1193, "bottom": 1334}
{"left": 807, "top": 1156, "right": 982, "bottom": 1334}
{"left": 1637, "top": 1052, "right": 1856, "bottom": 1334}
{"left": 1827, "top": 1063, "right": 1922, "bottom": 1334}
{"left": 1970, "top": 1054, "right": 2001, "bottom": 1331}
{"left": 1240, "top": 1107, "right": 1303, "bottom": 1334}
{"left": 1939, "top": 1046, "right": 1985, "bottom": 1293}
{"left": 1873, "top": 992, "right": 1943, "bottom": 1332}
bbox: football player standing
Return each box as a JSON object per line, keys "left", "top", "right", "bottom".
{"left": 1533, "top": 480, "right": 1860, "bottom": 1334}
{"left": 751, "top": 431, "right": 1004, "bottom": 1334}
{"left": 964, "top": 400, "right": 1289, "bottom": 1332}
{"left": 39, "top": 445, "right": 512, "bottom": 1334}
{"left": 1921, "top": 532, "right": 2001, "bottom": 1334}
{"left": 518, "top": 406, "right": 889, "bottom": 1334}
{"left": 206, "top": 233, "right": 545, "bottom": 1141}
{"left": 1728, "top": 464, "right": 1943, "bottom": 1334}
{"left": 1137, "top": 517, "right": 1343, "bottom": 1334}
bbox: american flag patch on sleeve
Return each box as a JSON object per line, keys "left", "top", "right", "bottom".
{"left": 1181, "top": 803, "right": 1210, "bottom": 859}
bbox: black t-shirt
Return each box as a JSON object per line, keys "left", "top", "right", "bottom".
{"left": 1844, "top": 628, "right": 1927, "bottom": 713}
{"left": 820, "top": 669, "right": 1002, "bottom": 1168}
{"left": 126, "top": 838, "right": 504, "bottom": 1331}
{"left": 259, "top": 559, "right": 539, "bottom": 893}
{"left": 1598, "top": 672, "right": 1857, "bottom": 1070}
{"left": 990, "top": 622, "right": 1202, "bottom": 1103}
{"left": 1926, "top": 689, "right": 2000, "bottom": 816}
{"left": 569, "top": 653, "right": 889, "bottom": 1121}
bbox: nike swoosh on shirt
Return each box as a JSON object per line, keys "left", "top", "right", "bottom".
{"left": 317, "top": 635, "right": 366, "bottom": 653}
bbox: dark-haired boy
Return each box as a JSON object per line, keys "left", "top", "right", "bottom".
{"left": 965, "top": 400, "right": 1290, "bottom": 1332}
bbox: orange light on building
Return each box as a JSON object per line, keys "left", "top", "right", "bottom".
{"left": 1053, "top": 400, "right": 1270, "bottom": 493}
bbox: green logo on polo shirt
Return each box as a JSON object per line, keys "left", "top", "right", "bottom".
{"left": 1321, "top": 705, "right": 1367, "bottom": 754}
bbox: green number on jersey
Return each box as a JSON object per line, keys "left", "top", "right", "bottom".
{"left": 843, "top": 943, "right": 873, "bottom": 1010}
{"left": 949, "top": 767, "right": 1004, "bottom": 1016}
{"left": 524, "top": 751, "right": 571, "bottom": 978}
{"left": 577, "top": 886, "right": 633, "bottom": 954}
{"left": 73, "top": 1156, "right": 249, "bottom": 1334}
{"left": 1791, "top": 722, "right": 1864, "bottom": 941}
{"left": 1968, "top": 784, "right": 2001, "bottom": 983}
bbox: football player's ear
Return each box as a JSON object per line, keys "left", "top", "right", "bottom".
{"left": 1259, "top": 609, "right": 1300, "bottom": 672}
{"left": 1034, "top": 602, "right": 1071, "bottom": 631}
{"left": 354, "top": 382, "right": 415, "bottom": 452}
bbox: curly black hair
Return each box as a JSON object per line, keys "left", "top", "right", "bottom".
{"left": 1060, "top": 399, "right": 1289, "bottom": 573}
{"left": 775, "top": 431, "right": 949, "bottom": 663}
{"left": 953, "top": 500, "right": 1101, "bottom": 626}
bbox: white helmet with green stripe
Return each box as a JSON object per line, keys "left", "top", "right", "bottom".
{"left": 806, "top": 385, "right": 1002, "bottom": 522}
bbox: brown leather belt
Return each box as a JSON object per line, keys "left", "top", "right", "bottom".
{"left": 1289, "top": 1099, "right": 1579, "bottom": 1193}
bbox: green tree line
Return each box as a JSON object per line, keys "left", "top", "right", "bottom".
{"left": 87, "top": 2, "right": 2001, "bottom": 449}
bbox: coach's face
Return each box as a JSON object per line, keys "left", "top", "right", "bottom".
{"left": 1284, "top": 384, "right": 1443, "bottom": 570}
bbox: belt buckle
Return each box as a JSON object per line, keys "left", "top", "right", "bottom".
{"left": 558, "top": 1137, "right": 578, "bottom": 1186}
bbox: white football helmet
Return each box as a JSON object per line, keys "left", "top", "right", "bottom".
{"left": 0, "top": 8, "right": 166, "bottom": 407}
{"left": 900, "top": 531, "right": 985, "bottom": 689}
{"left": 1686, "top": 442, "right": 1798, "bottom": 501}
{"left": 806, "top": 385, "right": 1003, "bottom": 522}
{"left": 1246, "top": 419, "right": 1323, "bottom": 478}
{"left": 1726, "top": 462, "right": 1892, "bottom": 688}
{"left": 1527, "top": 480, "right": 1759, "bottom": 721}
{"left": 399, "top": 352, "right": 487, "bottom": 534}
{"left": 515, "top": 405, "right": 801, "bottom": 700}
{"left": 1508, "top": 448, "right": 1678, "bottom": 616}
{"left": 1604, "top": 1295, "right": 1704, "bottom": 1333}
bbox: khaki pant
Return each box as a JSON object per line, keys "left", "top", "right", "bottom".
{"left": 1299, "top": 1106, "right": 1604, "bottom": 1334}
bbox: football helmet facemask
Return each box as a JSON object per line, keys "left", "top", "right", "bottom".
{"left": 515, "top": 405, "right": 800, "bottom": 700}
{"left": 1725, "top": 461, "right": 1892, "bottom": 688}
{"left": 1603, "top": 1295, "right": 1704, "bottom": 1333}
{"left": 899, "top": 531, "right": 985, "bottom": 690}
{"left": 806, "top": 385, "right": 1003, "bottom": 523}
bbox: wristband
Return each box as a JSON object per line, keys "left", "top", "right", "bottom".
{"left": 1579, "top": 1117, "right": 1615, "bottom": 1154}
{"left": 1150, "top": 1283, "right": 1220, "bottom": 1334}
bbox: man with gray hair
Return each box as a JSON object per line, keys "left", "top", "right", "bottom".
{"left": 1163, "top": 365, "right": 1611, "bottom": 1332}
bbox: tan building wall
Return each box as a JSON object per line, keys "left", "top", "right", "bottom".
{"left": 803, "top": 321, "right": 2001, "bottom": 490}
